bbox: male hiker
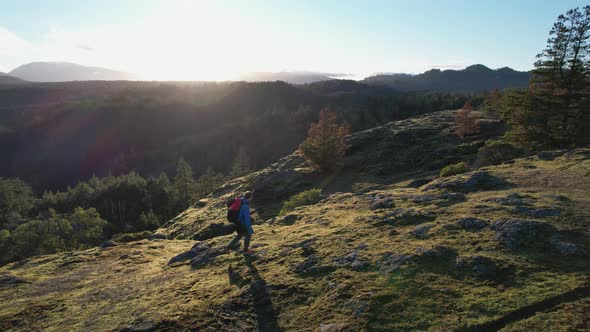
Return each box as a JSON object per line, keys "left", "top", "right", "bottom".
{"left": 225, "top": 191, "right": 255, "bottom": 255}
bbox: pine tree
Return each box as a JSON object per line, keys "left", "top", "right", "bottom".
{"left": 299, "top": 108, "right": 351, "bottom": 171}
{"left": 454, "top": 102, "right": 480, "bottom": 140}
{"left": 174, "top": 157, "right": 196, "bottom": 209}
{"left": 529, "top": 5, "right": 590, "bottom": 147}
{"left": 230, "top": 147, "right": 251, "bottom": 178}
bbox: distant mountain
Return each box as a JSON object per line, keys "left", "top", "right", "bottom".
{"left": 0, "top": 72, "right": 27, "bottom": 84}
{"left": 362, "top": 64, "right": 531, "bottom": 92}
{"left": 9, "top": 62, "right": 137, "bottom": 82}
{"left": 239, "top": 71, "right": 341, "bottom": 84}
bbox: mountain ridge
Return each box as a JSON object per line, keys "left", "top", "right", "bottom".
{"left": 9, "top": 62, "right": 138, "bottom": 82}
{"left": 362, "top": 64, "right": 531, "bottom": 92}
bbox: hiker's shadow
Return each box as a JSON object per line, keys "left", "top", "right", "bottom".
{"left": 232, "top": 255, "right": 282, "bottom": 332}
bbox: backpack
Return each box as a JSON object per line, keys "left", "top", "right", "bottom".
{"left": 226, "top": 197, "right": 242, "bottom": 224}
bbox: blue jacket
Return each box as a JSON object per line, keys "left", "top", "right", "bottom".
{"left": 238, "top": 199, "right": 254, "bottom": 234}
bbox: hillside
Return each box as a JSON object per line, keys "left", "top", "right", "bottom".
{"left": 9, "top": 62, "right": 137, "bottom": 82}
{"left": 362, "top": 65, "right": 531, "bottom": 92}
{"left": 2, "top": 111, "right": 588, "bottom": 331}
{"left": 0, "top": 74, "right": 27, "bottom": 85}
{"left": 0, "top": 80, "right": 472, "bottom": 190}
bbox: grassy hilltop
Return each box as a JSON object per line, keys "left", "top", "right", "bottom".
{"left": 1, "top": 111, "right": 589, "bottom": 331}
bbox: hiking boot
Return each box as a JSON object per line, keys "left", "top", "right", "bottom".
{"left": 243, "top": 249, "right": 255, "bottom": 255}
{"left": 224, "top": 247, "right": 230, "bottom": 255}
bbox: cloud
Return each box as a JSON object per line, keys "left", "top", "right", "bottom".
{"left": 0, "top": 26, "right": 32, "bottom": 56}
{"left": 76, "top": 44, "right": 95, "bottom": 51}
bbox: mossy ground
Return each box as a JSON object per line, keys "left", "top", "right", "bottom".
{"left": 1, "top": 149, "right": 589, "bottom": 331}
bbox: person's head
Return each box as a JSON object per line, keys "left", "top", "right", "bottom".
{"left": 243, "top": 191, "right": 253, "bottom": 200}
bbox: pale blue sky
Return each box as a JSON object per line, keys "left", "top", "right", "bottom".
{"left": 0, "top": 0, "right": 586, "bottom": 79}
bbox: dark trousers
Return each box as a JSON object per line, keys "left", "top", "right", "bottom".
{"left": 227, "top": 224, "right": 251, "bottom": 250}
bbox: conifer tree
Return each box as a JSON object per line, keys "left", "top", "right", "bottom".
{"left": 174, "top": 157, "right": 196, "bottom": 208}
{"left": 299, "top": 108, "right": 351, "bottom": 171}
{"left": 506, "top": 5, "right": 590, "bottom": 148}
{"left": 230, "top": 147, "right": 251, "bottom": 178}
{"left": 455, "top": 102, "right": 480, "bottom": 140}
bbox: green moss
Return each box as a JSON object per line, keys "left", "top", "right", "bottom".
{"left": 440, "top": 162, "right": 467, "bottom": 177}
{"left": 279, "top": 189, "right": 323, "bottom": 215}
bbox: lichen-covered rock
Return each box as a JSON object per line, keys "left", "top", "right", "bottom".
{"left": 294, "top": 254, "right": 319, "bottom": 273}
{"left": 147, "top": 233, "right": 167, "bottom": 240}
{"left": 379, "top": 253, "right": 415, "bottom": 274}
{"left": 319, "top": 323, "right": 349, "bottom": 332}
{"left": 486, "top": 193, "right": 530, "bottom": 206}
{"left": 379, "top": 246, "right": 456, "bottom": 274}
{"left": 410, "top": 224, "right": 434, "bottom": 238}
{"left": 490, "top": 219, "right": 553, "bottom": 250}
{"left": 370, "top": 197, "right": 394, "bottom": 210}
{"left": 550, "top": 236, "right": 587, "bottom": 256}
{"left": 100, "top": 240, "right": 118, "bottom": 249}
{"left": 511, "top": 207, "right": 561, "bottom": 218}
{"left": 276, "top": 214, "right": 300, "bottom": 225}
{"left": 423, "top": 171, "right": 507, "bottom": 192}
{"left": 333, "top": 251, "right": 368, "bottom": 270}
{"left": 378, "top": 208, "right": 436, "bottom": 226}
{"left": 0, "top": 272, "right": 28, "bottom": 286}
{"left": 455, "top": 255, "right": 500, "bottom": 279}
{"left": 456, "top": 217, "right": 488, "bottom": 231}
{"left": 406, "top": 177, "right": 435, "bottom": 188}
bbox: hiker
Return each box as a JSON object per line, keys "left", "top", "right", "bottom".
{"left": 225, "top": 191, "right": 255, "bottom": 255}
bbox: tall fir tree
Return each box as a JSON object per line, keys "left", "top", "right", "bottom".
{"left": 527, "top": 5, "right": 590, "bottom": 147}
{"left": 230, "top": 147, "right": 251, "bottom": 178}
{"left": 174, "top": 157, "right": 196, "bottom": 209}
{"left": 299, "top": 108, "right": 351, "bottom": 172}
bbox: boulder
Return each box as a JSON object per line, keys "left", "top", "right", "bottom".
{"left": 379, "top": 253, "right": 415, "bottom": 274}
{"left": 410, "top": 224, "right": 433, "bottom": 239}
{"left": 371, "top": 197, "right": 394, "bottom": 210}
{"left": 423, "top": 171, "right": 507, "bottom": 192}
{"left": 319, "top": 323, "right": 349, "bottom": 332}
{"left": 100, "top": 240, "right": 118, "bottom": 249}
{"left": 486, "top": 193, "right": 530, "bottom": 206}
{"left": 455, "top": 255, "right": 499, "bottom": 279}
{"left": 406, "top": 177, "right": 435, "bottom": 188}
{"left": 333, "top": 251, "right": 369, "bottom": 270}
{"left": 294, "top": 254, "right": 319, "bottom": 273}
{"left": 379, "top": 208, "right": 436, "bottom": 226}
{"left": 147, "top": 233, "right": 166, "bottom": 240}
{"left": 550, "top": 236, "right": 587, "bottom": 256}
{"left": 490, "top": 219, "right": 553, "bottom": 250}
{"left": 511, "top": 207, "right": 561, "bottom": 218}
{"left": 379, "top": 246, "right": 455, "bottom": 274}
{"left": 277, "top": 214, "right": 300, "bottom": 225}
{"left": 456, "top": 217, "right": 488, "bottom": 231}
{"left": 0, "top": 272, "right": 28, "bottom": 286}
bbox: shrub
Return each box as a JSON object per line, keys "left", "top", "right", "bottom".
{"left": 279, "top": 189, "right": 323, "bottom": 215}
{"left": 473, "top": 141, "right": 526, "bottom": 167}
{"left": 440, "top": 162, "right": 467, "bottom": 177}
{"left": 299, "top": 109, "right": 350, "bottom": 171}
{"left": 112, "top": 230, "right": 152, "bottom": 243}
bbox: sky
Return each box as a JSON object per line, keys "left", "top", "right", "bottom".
{"left": 0, "top": 0, "right": 586, "bottom": 80}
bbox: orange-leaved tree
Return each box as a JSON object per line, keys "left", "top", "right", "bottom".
{"left": 455, "top": 102, "right": 479, "bottom": 140}
{"left": 299, "top": 108, "right": 351, "bottom": 171}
